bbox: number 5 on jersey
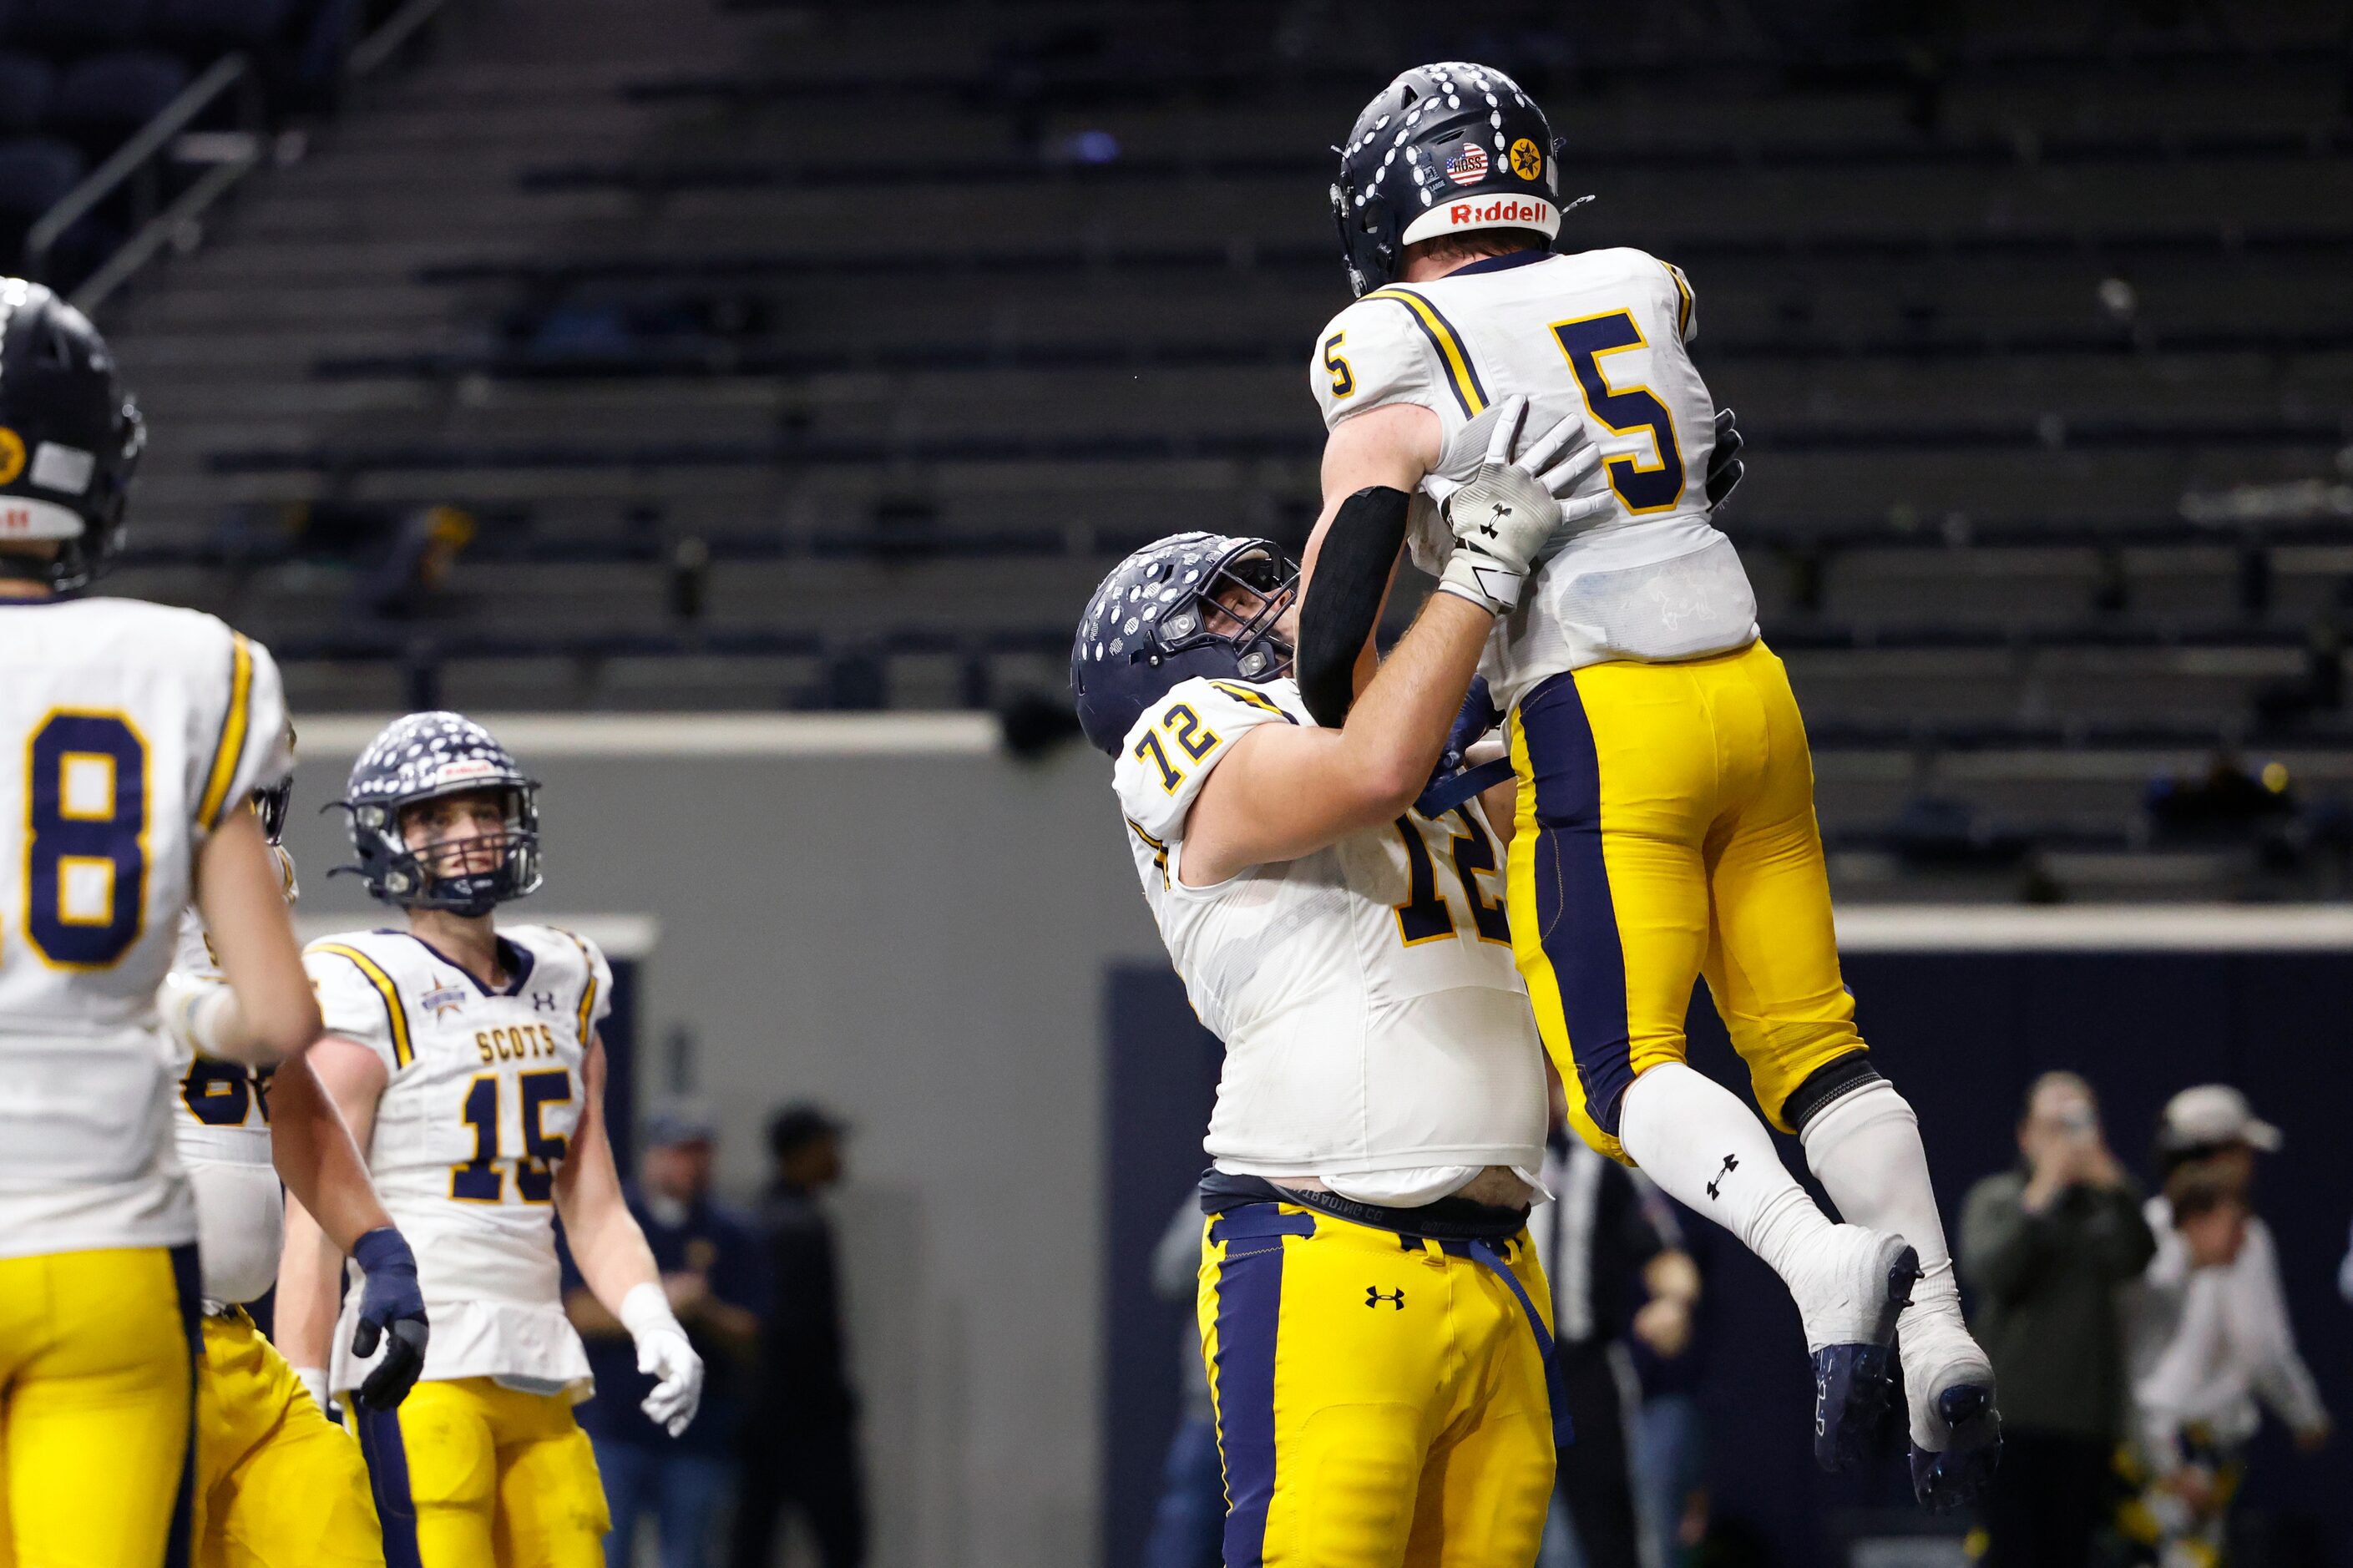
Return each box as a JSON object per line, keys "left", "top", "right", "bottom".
{"left": 1551, "top": 310, "right": 1686, "bottom": 514}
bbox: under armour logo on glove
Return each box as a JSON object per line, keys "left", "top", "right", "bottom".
{"left": 1366, "top": 1286, "right": 1406, "bottom": 1310}
{"left": 1480, "top": 503, "right": 1510, "bottom": 538}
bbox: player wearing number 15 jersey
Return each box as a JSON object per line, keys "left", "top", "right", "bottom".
{"left": 275, "top": 712, "right": 703, "bottom": 1568}
{"left": 1075, "top": 404, "right": 1609, "bottom": 1568}
{"left": 0, "top": 280, "right": 324, "bottom": 1568}
{"left": 1301, "top": 63, "right": 1998, "bottom": 1506}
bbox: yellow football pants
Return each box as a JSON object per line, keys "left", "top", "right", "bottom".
{"left": 0, "top": 1245, "right": 199, "bottom": 1568}
{"left": 1506, "top": 640, "right": 1865, "bottom": 1163}
{"left": 1197, "top": 1203, "right": 1556, "bottom": 1568}
{"left": 193, "top": 1309, "right": 382, "bottom": 1567}
{"left": 352, "top": 1378, "right": 608, "bottom": 1568}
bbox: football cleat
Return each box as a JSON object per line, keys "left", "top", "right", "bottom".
{"left": 1794, "top": 1227, "right": 1920, "bottom": 1473}
{"left": 1910, "top": 1383, "right": 2002, "bottom": 1510}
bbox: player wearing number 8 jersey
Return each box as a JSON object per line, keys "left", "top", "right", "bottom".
{"left": 1075, "top": 401, "right": 1610, "bottom": 1568}
{"left": 275, "top": 712, "right": 703, "bottom": 1568}
{"left": 1300, "top": 63, "right": 1999, "bottom": 1506}
{"left": 0, "top": 280, "right": 323, "bottom": 1568}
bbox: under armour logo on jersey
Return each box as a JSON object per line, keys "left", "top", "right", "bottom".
{"left": 1705, "top": 1153, "right": 1739, "bottom": 1201}
{"left": 532, "top": 990, "right": 559, "bottom": 1013}
{"left": 1366, "top": 1286, "right": 1405, "bottom": 1310}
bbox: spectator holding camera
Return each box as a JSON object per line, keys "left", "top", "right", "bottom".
{"left": 1960, "top": 1071, "right": 2158, "bottom": 1568}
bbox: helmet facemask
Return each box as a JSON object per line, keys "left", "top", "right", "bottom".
{"left": 1156, "top": 544, "right": 1298, "bottom": 682}
{"left": 350, "top": 782, "right": 542, "bottom": 917}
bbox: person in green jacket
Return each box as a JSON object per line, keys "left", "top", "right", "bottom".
{"left": 1961, "top": 1071, "right": 2158, "bottom": 1568}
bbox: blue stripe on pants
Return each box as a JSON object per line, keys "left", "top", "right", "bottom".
{"left": 355, "top": 1403, "right": 426, "bottom": 1568}
{"left": 1209, "top": 1206, "right": 1312, "bottom": 1568}
{"left": 1519, "top": 670, "right": 1637, "bottom": 1137}
{"left": 164, "top": 1244, "right": 203, "bottom": 1568}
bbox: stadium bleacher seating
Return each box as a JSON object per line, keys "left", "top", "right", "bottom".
{"left": 78, "top": 0, "right": 2353, "bottom": 897}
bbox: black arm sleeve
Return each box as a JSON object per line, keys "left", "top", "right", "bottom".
{"left": 1297, "top": 485, "right": 1412, "bottom": 729}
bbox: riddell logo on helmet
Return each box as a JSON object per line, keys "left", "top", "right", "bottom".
{"left": 1445, "top": 195, "right": 1551, "bottom": 228}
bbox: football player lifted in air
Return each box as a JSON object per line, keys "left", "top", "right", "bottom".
{"left": 0, "top": 280, "right": 327, "bottom": 1565}
{"left": 162, "top": 732, "right": 434, "bottom": 1568}
{"left": 1293, "top": 63, "right": 1998, "bottom": 1507}
{"left": 275, "top": 713, "right": 704, "bottom": 1568}
{"left": 1075, "top": 397, "right": 1611, "bottom": 1568}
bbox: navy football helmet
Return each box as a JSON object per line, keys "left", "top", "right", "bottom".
{"left": 332, "top": 711, "right": 541, "bottom": 915}
{"left": 1332, "top": 63, "right": 1571, "bottom": 296}
{"left": 1071, "top": 532, "right": 1297, "bottom": 756}
{"left": 0, "top": 280, "right": 144, "bottom": 589}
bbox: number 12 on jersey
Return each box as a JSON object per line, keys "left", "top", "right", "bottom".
{"left": 1392, "top": 808, "right": 1509, "bottom": 948}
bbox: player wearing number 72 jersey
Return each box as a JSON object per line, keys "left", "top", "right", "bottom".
{"left": 275, "top": 711, "right": 703, "bottom": 1568}
{"left": 1302, "top": 62, "right": 1998, "bottom": 1506}
{"left": 1074, "top": 402, "right": 1609, "bottom": 1568}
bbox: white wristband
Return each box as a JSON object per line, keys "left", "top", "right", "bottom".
{"left": 1435, "top": 547, "right": 1521, "bottom": 616}
{"left": 618, "top": 1281, "right": 681, "bottom": 1342}
{"left": 294, "top": 1366, "right": 334, "bottom": 1417}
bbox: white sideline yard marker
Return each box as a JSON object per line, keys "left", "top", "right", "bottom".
{"left": 294, "top": 912, "right": 660, "bottom": 959}
{"left": 297, "top": 712, "right": 999, "bottom": 760}
{"left": 1834, "top": 904, "right": 2353, "bottom": 952}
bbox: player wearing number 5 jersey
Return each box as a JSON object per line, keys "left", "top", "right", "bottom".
{"left": 0, "top": 281, "right": 324, "bottom": 1568}
{"left": 1300, "top": 63, "right": 1998, "bottom": 1506}
{"left": 275, "top": 712, "right": 703, "bottom": 1568}
{"left": 1075, "top": 406, "right": 1607, "bottom": 1568}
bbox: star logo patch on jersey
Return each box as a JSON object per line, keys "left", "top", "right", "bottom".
{"left": 1508, "top": 138, "right": 1543, "bottom": 180}
{"left": 1444, "top": 143, "right": 1489, "bottom": 186}
{"left": 421, "top": 978, "right": 468, "bottom": 1020}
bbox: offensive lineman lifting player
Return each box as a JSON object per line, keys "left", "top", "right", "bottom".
{"left": 1076, "top": 403, "right": 1612, "bottom": 1564}
{"left": 1296, "top": 62, "right": 2000, "bottom": 1506}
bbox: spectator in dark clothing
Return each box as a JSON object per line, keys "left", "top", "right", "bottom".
{"left": 565, "top": 1100, "right": 767, "bottom": 1568}
{"left": 1960, "top": 1071, "right": 2158, "bottom": 1568}
{"left": 729, "top": 1102, "right": 863, "bottom": 1568}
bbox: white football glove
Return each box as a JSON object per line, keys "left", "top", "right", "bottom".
{"left": 1433, "top": 394, "right": 1609, "bottom": 615}
{"left": 620, "top": 1282, "right": 705, "bottom": 1438}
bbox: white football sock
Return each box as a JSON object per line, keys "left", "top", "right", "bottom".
{"left": 1619, "top": 1061, "right": 1834, "bottom": 1287}
{"left": 1800, "top": 1077, "right": 1993, "bottom": 1444}
{"left": 1799, "top": 1080, "right": 1960, "bottom": 1326}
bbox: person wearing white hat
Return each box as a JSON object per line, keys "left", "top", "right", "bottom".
{"left": 2123, "top": 1085, "right": 2330, "bottom": 1557}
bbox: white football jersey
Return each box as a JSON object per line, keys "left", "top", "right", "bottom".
{"left": 1112, "top": 675, "right": 1546, "bottom": 1205}
{"left": 306, "top": 923, "right": 610, "bottom": 1399}
{"left": 1313, "top": 248, "right": 1758, "bottom": 710}
{"left": 0, "top": 597, "right": 289, "bottom": 1261}
{"left": 168, "top": 908, "right": 281, "bottom": 1307}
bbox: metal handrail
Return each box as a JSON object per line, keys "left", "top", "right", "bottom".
{"left": 23, "top": 52, "right": 257, "bottom": 279}
{"left": 347, "top": 0, "right": 460, "bottom": 80}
